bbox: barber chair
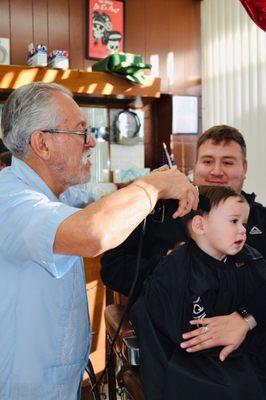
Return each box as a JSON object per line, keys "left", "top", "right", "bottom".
{"left": 104, "top": 301, "right": 145, "bottom": 400}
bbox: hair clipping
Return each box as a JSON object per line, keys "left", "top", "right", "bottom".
{"left": 198, "top": 194, "right": 210, "bottom": 212}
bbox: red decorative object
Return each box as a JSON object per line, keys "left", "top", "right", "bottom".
{"left": 86, "top": 0, "right": 125, "bottom": 60}
{"left": 240, "top": 0, "right": 266, "bottom": 31}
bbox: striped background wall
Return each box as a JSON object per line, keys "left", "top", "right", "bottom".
{"left": 201, "top": 0, "right": 266, "bottom": 202}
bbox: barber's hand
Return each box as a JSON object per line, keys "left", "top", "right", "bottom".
{"left": 180, "top": 313, "right": 250, "bottom": 361}
{"left": 140, "top": 165, "right": 198, "bottom": 218}
{"left": 151, "top": 165, "right": 172, "bottom": 173}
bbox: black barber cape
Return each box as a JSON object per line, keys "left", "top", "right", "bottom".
{"left": 101, "top": 191, "right": 266, "bottom": 325}
{"left": 130, "top": 241, "right": 266, "bottom": 400}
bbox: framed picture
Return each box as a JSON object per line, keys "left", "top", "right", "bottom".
{"left": 172, "top": 96, "right": 199, "bottom": 135}
{"left": 86, "top": 0, "right": 125, "bottom": 60}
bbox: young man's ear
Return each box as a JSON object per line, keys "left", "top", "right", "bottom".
{"left": 243, "top": 159, "right": 248, "bottom": 176}
{"left": 30, "top": 131, "right": 51, "bottom": 160}
{"left": 191, "top": 215, "right": 205, "bottom": 235}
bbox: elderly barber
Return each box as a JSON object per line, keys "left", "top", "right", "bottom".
{"left": 0, "top": 82, "right": 198, "bottom": 400}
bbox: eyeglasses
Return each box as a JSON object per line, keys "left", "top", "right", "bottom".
{"left": 42, "top": 128, "right": 92, "bottom": 144}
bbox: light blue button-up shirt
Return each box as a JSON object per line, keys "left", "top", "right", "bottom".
{"left": 0, "top": 157, "right": 95, "bottom": 400}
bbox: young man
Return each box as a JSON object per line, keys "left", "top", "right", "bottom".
{"left": 0, "top": 82, "right": 197, "bottom": 400}
{"left": 193, "top": 126, "right": 266, "bottom": 254}
{"left": 101, "top": 125, "right": 266, "bottom": 358}
{"left": 131, "top": 186, "right": 266, "bottom": 400}
{"left": 101, "top": 125, "right": 266, "bottom": 290}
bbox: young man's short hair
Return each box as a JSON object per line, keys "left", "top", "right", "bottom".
{"left": 197, "top": 125, "right": 247, "bottom": 159}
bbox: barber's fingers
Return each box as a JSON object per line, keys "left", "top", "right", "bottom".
{"left": 152, "top": 165, "right": 172, "bottom": 173}
{"left": 185, "top": 186, "right": 199, "bottom": 211}
{"left": 143, "top": 168, "right": 197, "bottom": 214}
{"left": 172, "top": 186, "right": 199, "bottom": 218}
{"left": 173, "top": 198, "right": 188, "bottom": 218}
{"left": 191, "top": 186, "right": 199, "bottom": 210}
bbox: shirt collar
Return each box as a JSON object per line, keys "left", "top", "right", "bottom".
{"left": 11, "top": 157, "right": 59, "bottom": 201}
{"left": 241, "top": 190, "right": 256, "bottom": 205}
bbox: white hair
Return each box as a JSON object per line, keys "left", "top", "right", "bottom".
{"left": 1, "top": 82, "right": 73, "bottom": 158}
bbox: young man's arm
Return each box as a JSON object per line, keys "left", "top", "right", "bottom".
{"left": 100, "top": 223, "right": 163, "bottom": 299}
{"left": 245, "top": 282, "right": 266, "bottom": 328}
{"left": 100, "top": 213, "right": 185, "bottom": 297}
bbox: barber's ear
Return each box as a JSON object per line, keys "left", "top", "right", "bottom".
{"left": 191, "top": 215, "right": 205, "bottom": 235}
{"left": 30, "top": 131, "right": 51, "bottom": 160}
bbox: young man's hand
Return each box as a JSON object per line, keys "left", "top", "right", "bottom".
{"left": 180, "top": 312, "right": 250, "bottom": 361}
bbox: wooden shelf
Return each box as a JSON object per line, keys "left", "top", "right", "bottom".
{"left": 0, "top": 65, "right": 160, "bottom": 99}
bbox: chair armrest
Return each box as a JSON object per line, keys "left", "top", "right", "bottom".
{"left": 104, "top": 304, "right": 135, "bottom": 339}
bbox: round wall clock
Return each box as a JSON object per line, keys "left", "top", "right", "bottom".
{"left": 114, "top": 110, "right": 141, "bottom": 145}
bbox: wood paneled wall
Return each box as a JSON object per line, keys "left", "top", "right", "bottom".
{"left": 0, "top": 0, "right": 201, "bottom": 96}
{"left": 0, "top": 0, "right": 201, "bottom": 171}
{"left": 126, "top": 0, "right": 201, "bottom": 96}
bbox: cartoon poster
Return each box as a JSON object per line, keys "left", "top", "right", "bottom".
{"left": 87, "top": 0, "right": 125, "bottom": 60}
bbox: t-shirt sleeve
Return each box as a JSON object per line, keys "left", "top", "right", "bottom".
{"left": 1, "top": 189, "right": 81, "bottom": 278}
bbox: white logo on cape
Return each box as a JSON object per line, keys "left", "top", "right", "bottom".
{"left": 249, "top": 226, "right": 263, "bottom": 235}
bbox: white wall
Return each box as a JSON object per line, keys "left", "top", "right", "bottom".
{"left": 201, "top": 0, "right": 266, "bottom": 203}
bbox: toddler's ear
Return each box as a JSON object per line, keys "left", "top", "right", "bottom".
{"left": 191, "top": 215, "right": 205, "bottom": 235}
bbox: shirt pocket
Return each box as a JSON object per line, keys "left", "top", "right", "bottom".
{"left": 44, "top": 361, "right": 83, "bottom": 386}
